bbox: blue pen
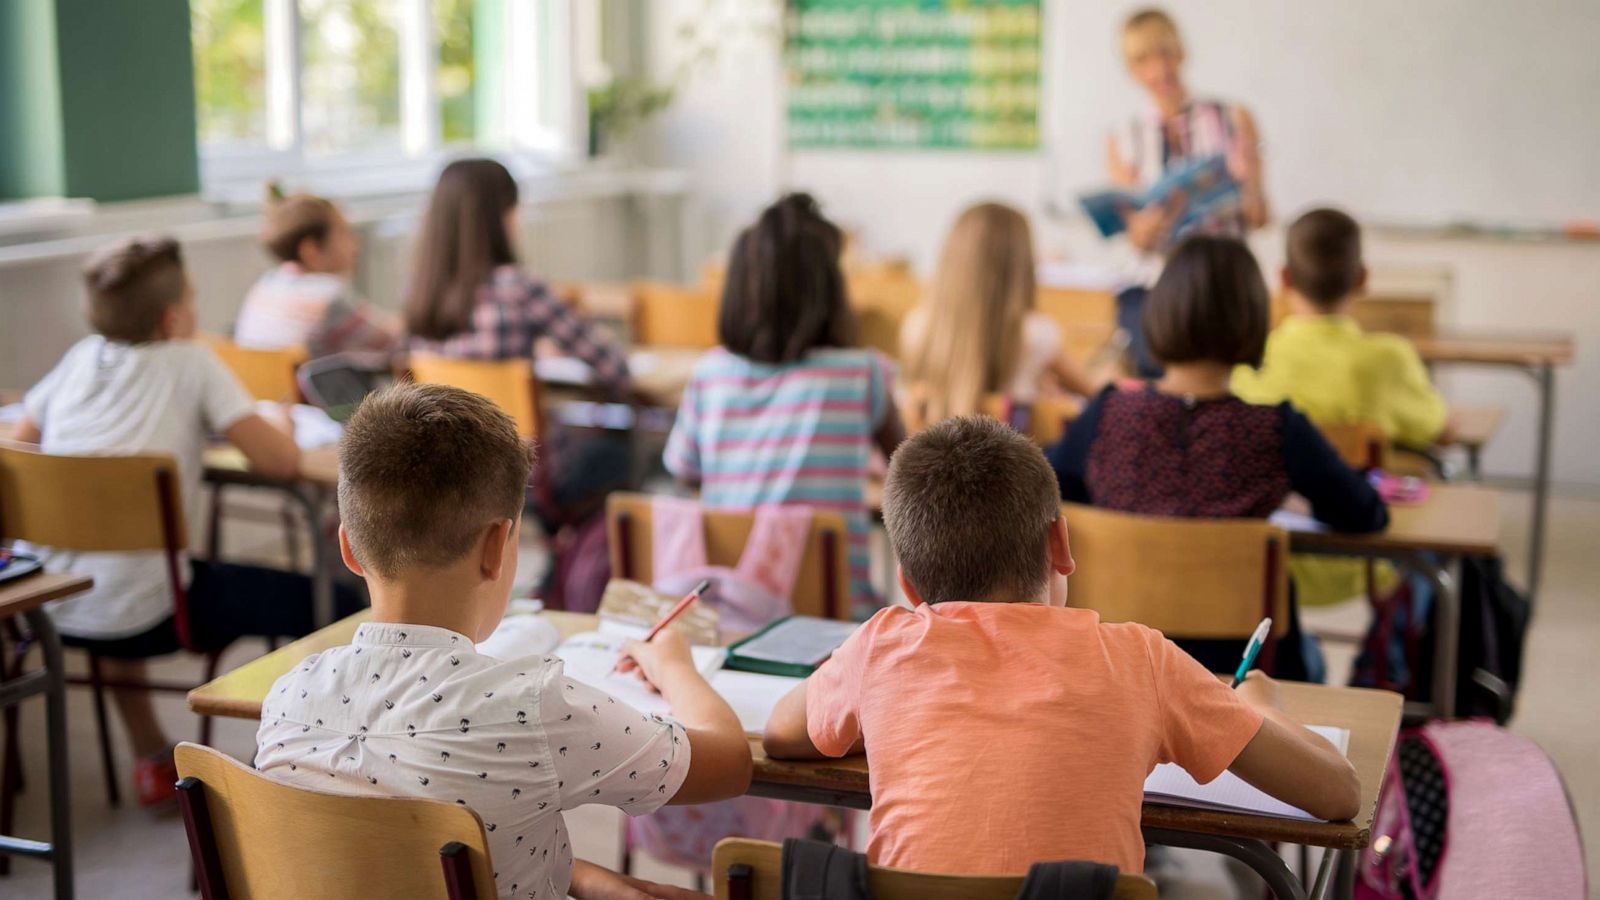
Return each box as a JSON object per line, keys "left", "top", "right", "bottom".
{"left": 1230, "top": 618, "right": 1273, "bottom": 688}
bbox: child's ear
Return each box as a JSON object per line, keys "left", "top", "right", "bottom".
{"left": 479, "top": 518, "right": 514, "bottom": 581}
{"left": 895, "top": 565, "right": 925, "bottom": 607}
{"left": 1279, "top": 265, "right": 1293, "bottom": 292}
{"left": 296, "top": 235, "right": 323, "bottom": 269}
{"left": 337, "top": 525, "right": 366, "bottom": 578}
{"left": 1048, "top": 517, "right": 1076, "bottom": 577}
{"left": 1354, "top": 264, "right": 1369, "bottom": 294}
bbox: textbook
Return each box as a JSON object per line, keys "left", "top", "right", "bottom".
{"left": 723, "top": 616, "right": 860, "bottom": 678}
{"left": 1143, "top": 725, "right": 1351, "bottom": 821}
{"left": 1078, "top": 154, "right": 1240, "bottom": 241}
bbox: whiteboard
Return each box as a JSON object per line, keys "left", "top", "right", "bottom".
{"left": 1042, "top": 0, "right": 1600, "bottom": 228}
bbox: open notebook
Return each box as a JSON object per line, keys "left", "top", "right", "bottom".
{"left": 1143, "top": 725, "right": 1351, "bottom": 821}
{"left": 476, "top": 614, "right": 802, "bottom": 734}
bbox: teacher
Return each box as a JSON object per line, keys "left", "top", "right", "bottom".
{"left": 1106, "top": 8, "right": 1270, "bottom": 373}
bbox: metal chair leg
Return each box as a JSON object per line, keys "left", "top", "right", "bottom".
{"left": 87, "top": 654, "right": 122, "bottom": 808}
{"left": 280, "top": 499, "right": 302, "bottom": 572}
{"left": 197, "top": 652, "right": 225, "bottom": 747}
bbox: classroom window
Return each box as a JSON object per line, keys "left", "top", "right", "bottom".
{"left": 191, "top": 0, "right": 589, "bottom": 194}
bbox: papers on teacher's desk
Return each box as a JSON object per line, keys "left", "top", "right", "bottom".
{"left": 1143, "top": 725, "right": 1351, "bottom": 821}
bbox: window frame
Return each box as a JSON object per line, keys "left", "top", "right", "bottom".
{"left": 195, "top": 0, "right": 591, "bottom": 199}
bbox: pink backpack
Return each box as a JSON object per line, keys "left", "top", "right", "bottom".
{"left": 1358, "top": 720, "right": 1586, "bottom": 899}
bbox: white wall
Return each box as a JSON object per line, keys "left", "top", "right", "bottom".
{"left": 643, "top": 0, "right": 1600, "bottom": 489}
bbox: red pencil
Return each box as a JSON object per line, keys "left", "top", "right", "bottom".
{"left": 612, "top": 578, "right": 712, "bottom": 674}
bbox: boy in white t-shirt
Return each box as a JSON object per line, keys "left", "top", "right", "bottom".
{"left": 256, "top": 383, "right": 750, "bottom": 899}
{"left": 8, "top": 236, "right": 361, "bottom": 806}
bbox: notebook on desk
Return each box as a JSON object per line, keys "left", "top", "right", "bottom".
{"left": 1144, "top": 725, "right": 1351, "bottom": 821}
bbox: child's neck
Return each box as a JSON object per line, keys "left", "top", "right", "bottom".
{"left": 365, "top": 570, "right": 494, "bottom": 641}
{"left": 1287, "top": 291, "right": 1354, "bottom": 319}
{"left": 1156, "top": 361, "right": 1233, "bottom": 400}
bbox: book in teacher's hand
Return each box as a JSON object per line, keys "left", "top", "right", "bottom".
{"left": 1079, "top": 154, "right": 1240, "bottom": 242}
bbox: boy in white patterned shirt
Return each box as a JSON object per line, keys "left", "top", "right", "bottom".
{"left": 256, "top": 383, "right": 751, "bottom": 899}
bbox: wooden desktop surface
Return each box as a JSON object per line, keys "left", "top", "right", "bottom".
{"left": 1411, "top": 331, "right": 1574, "bottom": 367}
{"left": 190, "top": 609, "right": 1401, "bottom": 851}
{"left": 0, "top": 572, "right": 94, "bottom": 617}
{"left": 1447, "top": 404, "right": 1504, "bottom": 450}
{"left": 1289, "top": 482, "right": 1500, "bottom": 557}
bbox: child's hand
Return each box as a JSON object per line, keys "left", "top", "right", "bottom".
{"left": 1236, "top": 671, "right": 1283, "bottom": 712}
{"left": 569, "top": 859, "right": 710, "bottom": 900}
{"left": 617, "top": 630, "right": 698, "bottom": 695}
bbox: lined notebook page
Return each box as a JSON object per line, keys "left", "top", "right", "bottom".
{"left": 554, "top": 632, "right": 727, "bottom": 717}
{"left": 1144, "top": 725, "right": 1351, "bottom": 821}
{"left": 709, "top": 670, "right": 805, "bottom": 733}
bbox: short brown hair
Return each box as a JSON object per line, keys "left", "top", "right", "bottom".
{"left": 82, "top": 235, "right": 187, "bottom": 343}
{"left": 1286, "top": 208, "right": 1363, "bottom": 307}
{"left": 1143, "top": 235, "right": 1269, "bottom": 367}
{"left": 338, "top": 383, "right": 534, "bottom": 579}
{"left": 882, "top": 416, "right": 1061, "bottom": 604}
{"left": 719, "top": 193, "right": 857, "bottom": 364}
{"left": 262, "top": 183, "right": 338, "bottom": 263}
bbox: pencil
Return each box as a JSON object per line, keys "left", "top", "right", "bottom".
{"left": 611, "top": 579, "right": 712, "bottom": 674}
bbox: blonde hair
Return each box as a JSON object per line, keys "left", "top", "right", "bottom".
{"left": 902, "top": 202, "right": 1036, "bottom": 422}
{"left": 261, "top": 181, "right": 339, "bottom": 264}
{"left": 1120, "top": 8, "right": 1183, "bottom": 65}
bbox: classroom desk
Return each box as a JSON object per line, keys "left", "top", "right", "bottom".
{"left": 1411, "top": 330, "right": 1574, "bottom": 601}
{"left": 0, "top": 572, "right": 91, "bottom": 900}
{"left": 190, "top": 609, "right": 1402, "bottom": 900}
{"left": 1446, "top": 404, "right": 1504, "bottom": 476}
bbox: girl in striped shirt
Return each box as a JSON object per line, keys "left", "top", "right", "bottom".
{"left": 664, "top": 194, "right": 906, "bottom": 611}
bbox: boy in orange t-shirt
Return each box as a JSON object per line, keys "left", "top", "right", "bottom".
{"left": 763, "top": 416, "right": 1360, "bottom": 875}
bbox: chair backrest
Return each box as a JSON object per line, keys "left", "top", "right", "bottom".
{"left": 605, "top": 492, "right": 852, "bottom": 620}
{"left": 1268, "top": 292, "right": 1437, "bottom": 338}
{"left": 979, "top": 395, "right": 1081, "bottom": 447}
{"left": 1037, "top": 287, "right": 1117, "bottom": 331}
{"left": 204, "top": 336, "right": 307, "bottom": 403}
{"left": 1316, "top": 420, "right": 1389, "bottom": 470}
{"left": 711, "top": 838, "right": 1158, "bottom": 900}
{"left": 631, "top": 281, "right": 720, "bottom": 348}
{"left": 174, "top": 743, "right": 496, "bottom": 900}
{"left": 1062, "top": 503, "right": 1289, "bottom": 642}
{"left": 0, "top": 444, "right": 186, "bottom": 554}
{"left": 408, "top": 353, "right": 543, "bottom": 441}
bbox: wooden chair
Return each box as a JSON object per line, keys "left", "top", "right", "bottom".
{"left": 0, "top": 444, "right": 228, "bottom": 809}
{"left": 174, "top": 743, "right": 495, "bottom": 900}
{"left": 1316, "top": 421, "right": 1389, "bottom": 471}
{"left": 408, "top": 353, "right": 545, "bottom": 442}
{"left": 1060, "top": 503, "right": 1290, "bottom": 659}
{"left": 712, "top": 838, "right": 1158, "bottom": 900}
{"left": 202, "top": 336, "right": 307, "bottom": 403}
{"left": 606, "top": 493, "right": 852, "bottom": 620}
{"left": 1267, "top": 292, "right": 1437, "bottom": 338}
{"left": 630, "top": 281, "right": 720, "bottom": 349}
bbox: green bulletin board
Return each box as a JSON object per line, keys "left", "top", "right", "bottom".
{"left": 786, "top": 0, "right": 1041, "bottom": 151}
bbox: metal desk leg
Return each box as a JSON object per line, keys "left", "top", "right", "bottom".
{"left": 1143, "top": 828, "right": 1305, "bottom": 900}
{"left": 1526, "top": 362, "right": 1555, "bottom": 602}
{"left": 1308, "top": 848, "right": 1339, "bottom": 900}
{"left": 1393, "top": 553, "right": 1457, "bottom": 720}
{"left": 27, "top": 608, "right": 73, "bottom": 900}
{"left": 1334, "top": 844, "right": 1357, "bottom": 900}
{"left": 287, "top": 485, "right": 334, "bottom": 628}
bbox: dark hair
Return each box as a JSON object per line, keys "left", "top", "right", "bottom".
{"left": 338, "top": 382, "right": 534, "bottom": 579}
{"left": 404, "top": 158, "right": 521, "bottom": 341}
{"left": 882, "top": 416, "right": 1061, "bottom": 604}
{"left": 1143, "top": 235, "right": 1269, "bottom": 367}
{"left": 82, "top": 235, "right": 187, "bottom": 343}
{"left": 262, "top": 182, "right": 337, "bottom": 263}
{"left": 718, "top": 193, "right": 856, "bottom": 363}
{"left": 1286, "top": 208, "right": 1363, "bottom": 307}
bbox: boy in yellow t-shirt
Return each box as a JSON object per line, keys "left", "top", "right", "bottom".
{"left": 1233, "top": 208, "right": 1449, "bottom": 448}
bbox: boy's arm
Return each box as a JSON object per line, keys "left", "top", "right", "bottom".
{"left": 1382, "top": 341, "right": 1449, "bottom": 448}
{"left": 762, "top": 680, "right": 866, "bottom": 760}
{"left": 226, "top": 412, "right": 302, "bottom": 481}
{"left": 619, "top": 632, "right": 751, "bottom": 804}
{"left": 1226, "top": 673, "right": 1362, "bottom": 822}
{"left": 7, "top": 415, "right": 41, "bottom": 444}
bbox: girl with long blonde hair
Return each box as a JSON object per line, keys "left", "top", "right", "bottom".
{"left": 901, "top": 202, "right": 1101, "bottom": 422}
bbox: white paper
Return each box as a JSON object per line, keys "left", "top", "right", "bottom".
{"left": 734, "top": 617, "right": 859, "bottom": 667}
{"left": 1269, "top": 509, "right": 1328, "bottom": 534}
{"left": 475, "top": 614, "right": 562, "bottom": 660}
{"left": 709, "top": 670, "right": 804, "bottom": 733}
{"left": 1143, "top": 725, "right": 1351, "bottom": 821}
{"left": 553, "top": 631, "right": 728, "bottom": 717}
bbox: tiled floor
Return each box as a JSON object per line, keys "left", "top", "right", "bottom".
{"left": 4, "top": 486, "right": 1595, "bottom": 898}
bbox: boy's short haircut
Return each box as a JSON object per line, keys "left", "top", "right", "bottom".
{"left": 262, "top": 184, "right": 337, "bottom": 263}
{"left": 82, "top": 235, "right": 187, "bottom": 343}
{"left": 1121, "top": 8, "right": 1182, "bottom": 63}
{"left": 882, "top": 416, "right": 1061, "bottom": 604}
{"left": 338, "top": 383, "right": 533, "bottom": 579}
{"left": 1143, "top": 235, "right": 1269, "bottom": 367}
{"left": 1286, "top": 208, "right": 1363, "bottom": 308}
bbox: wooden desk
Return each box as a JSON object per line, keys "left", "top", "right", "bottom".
{"left": 0, "top": 572, "right": 90, "bottom": 900}
{"left": 1447, "top": 404, "right": 1504, "bottom": 453}
{"left": 190, "top": 609, "right": 1401, "bottom": 900}
{"left": 1411, "top": 329, "right": 1573, "bottom": 601}
{"left": 1287, "top": 483, "right": 1500, "bottom": 558}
